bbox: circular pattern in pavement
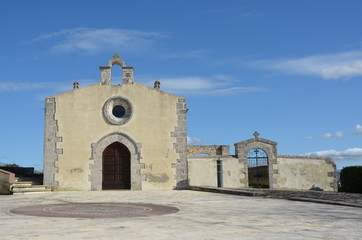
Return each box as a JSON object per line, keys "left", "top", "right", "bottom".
{"left": 11, "top": 203, "right": 179, "bottom": 218}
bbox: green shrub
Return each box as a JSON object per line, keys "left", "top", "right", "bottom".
{"left": 4, "top": 163, "right": 20, "bottom": 168}
{"left": 340, "top": 166, "right": 362, "bottom": 193}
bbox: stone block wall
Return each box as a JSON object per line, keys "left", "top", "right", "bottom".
{"left": 187, "top": 145, "right": 230, "bottom": 157}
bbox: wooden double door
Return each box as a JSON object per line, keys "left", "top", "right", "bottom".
{"left": 102, "top": 142, "right": 131, "bottom": 190}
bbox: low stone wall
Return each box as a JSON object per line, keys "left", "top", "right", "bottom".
{"left": 0, "top": 169, "right": 15, "bottom": 195}
{"left": 188, "top": 154, "right": 337, "bottom": 192}
{"left": 187, "top": 145, "right": 230, "bottom": 157}
{"left": 275, "top": 155, "right": 337, "bottom": 192}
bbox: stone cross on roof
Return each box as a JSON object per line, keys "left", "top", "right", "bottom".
{"left": 253, "top": 131, "right": 260, "bottom": 139}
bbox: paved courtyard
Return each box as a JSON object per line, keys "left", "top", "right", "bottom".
{"left": 0, "top": 190, "right": 361, "bottom": 240}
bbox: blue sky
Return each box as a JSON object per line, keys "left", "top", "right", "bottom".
{"left": 0, "top": 0, "right": 361, "bottom": 170}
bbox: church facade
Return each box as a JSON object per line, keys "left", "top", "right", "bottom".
{"left": 43, "top": 54, "right": 188, "bottom": 190}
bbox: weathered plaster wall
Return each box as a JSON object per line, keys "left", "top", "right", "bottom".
{"left": 0, "top": 169, "right": 15, "bottom": 195}
{"left": 188, "top": 158, "right": 217, "bottom": 187}
{"left": 44, "top": 82, "right": 186, "bottom": 190}
{"left": 188, "top": 156, "right": 246, "bottom": 188}
{"left": 275, "top": 155, "right": 337, "bottom": 191}
{"left": 222, "top": 158, "right": 247, "bottom": 188}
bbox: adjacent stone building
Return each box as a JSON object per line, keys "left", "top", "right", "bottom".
{"left": 188, "top": 132, "right": 337, "bottom": 191}
{"left": 44, "top": 54, "right": 188, "bottom": 191}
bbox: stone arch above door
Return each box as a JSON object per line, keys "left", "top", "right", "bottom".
{"left": 234, "top": 133, "right": 278, "bottom": 188}
{"left": 89, "top": 132, "right": 144, "bottom": 190}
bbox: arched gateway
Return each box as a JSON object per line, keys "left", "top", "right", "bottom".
{"left": 234, "top": 132, "right": 278, "bottom": 189}
{"left": 247, "top": 148, "right": 269, "bottom": 188}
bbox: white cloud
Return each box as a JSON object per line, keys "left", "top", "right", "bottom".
{"left": 306, "top": 148, "right": 362, "bottom": 162}
{"left": 315, "top": 131, "right": 343, "bottom": 139}
{"left": 335, "top": 131, "right": 344, "bottom": 138}
{"left": 158, "top": 77, "right": 220, "bottom": 91}
{"left": 252, "top": 50, "right": 362, "bottom": 80}
{"left": 0, "top": 79, "right": 99, "bottom": 105}
{"left": 322, "top": 133, "right": 333, "bottom": 139}
{"left": 307, "top": 131, "right": 343, "bottom": 140}
{"left": 24, "top": 28, "right": 167, "bottom": 54}
{"left": 0, "top": 80, "right": 97, "bottom": 94}
{"left": 142, "top": 75, "right": 266, "bottom": 95}
{"left": 187, "top": 136, "right": 206, "bottom": 145}
{"left": 352, "top": 124, "right": 362, "bottom": 135}
{"left": 0, "top": 82, "right": 53, "bottom": 91}
{"left": 165, "top": 49, "right": 208, "bottom": 59}
{"left": 0, "top": 81, "right": 78, "bottom": 108}
{"left": 210, "top": 86, "right": 265, "bottom": 95}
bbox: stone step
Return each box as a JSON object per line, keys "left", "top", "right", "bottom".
{"left": 12, "top": 185, "right": 51, "bottom": 194}
{"left": 12, "top": 182, "right": 33, "bottom": 188}
{"left": 17, "top": 176, "right": 43, "bottom": 185}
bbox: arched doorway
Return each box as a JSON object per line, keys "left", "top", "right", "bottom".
{"left": 247, "top": 148, "right": 269, "bottom": 188}
{"left": 102, "top": 142, "right": 131, "bottom": 190}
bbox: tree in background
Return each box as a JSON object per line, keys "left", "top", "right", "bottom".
{"left": 340, "top": 166, "right": 362, "bottom": 193}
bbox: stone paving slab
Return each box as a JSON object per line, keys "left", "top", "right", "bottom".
{"left": 189, "top": 186, "right": 362, "bottom": 207}
{"left": 289, "top": 197, "right": 362, "bottom": 208}
{"left": 0, "top": 190, "right": 362, "bottom": 240}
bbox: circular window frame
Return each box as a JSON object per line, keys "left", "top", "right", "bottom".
{"left": 103, "top": 96, "right": 133, "bottom": 125}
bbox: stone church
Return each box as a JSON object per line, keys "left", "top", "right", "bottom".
{"left": 44, "top": 54, "right": 187, "bottom": 191}
{"left": 44, "top": 55, "right": 337, "bottom": 192}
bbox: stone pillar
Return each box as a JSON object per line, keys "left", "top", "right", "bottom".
{"left": 173, "top": 98, "right": 188, "bottom": 189}
{"left": 221, "top": 145, "right": 230, "bottom": 156}
{"left": 100, "top": 66, "right": 111, "bottom": 85}
{"left": 122, "top": 66, "right": 134, "bottom": 84}
{"left": 43, "top": 98, "right": 59, "bottom": 187}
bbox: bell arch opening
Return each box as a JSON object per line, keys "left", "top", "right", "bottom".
{"left": 110, "top": 64, "right": 123, "bottom": 85}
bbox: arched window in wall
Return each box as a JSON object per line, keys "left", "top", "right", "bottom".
{"left": 247, "top": 148, "right": 269, "bottom": 188}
